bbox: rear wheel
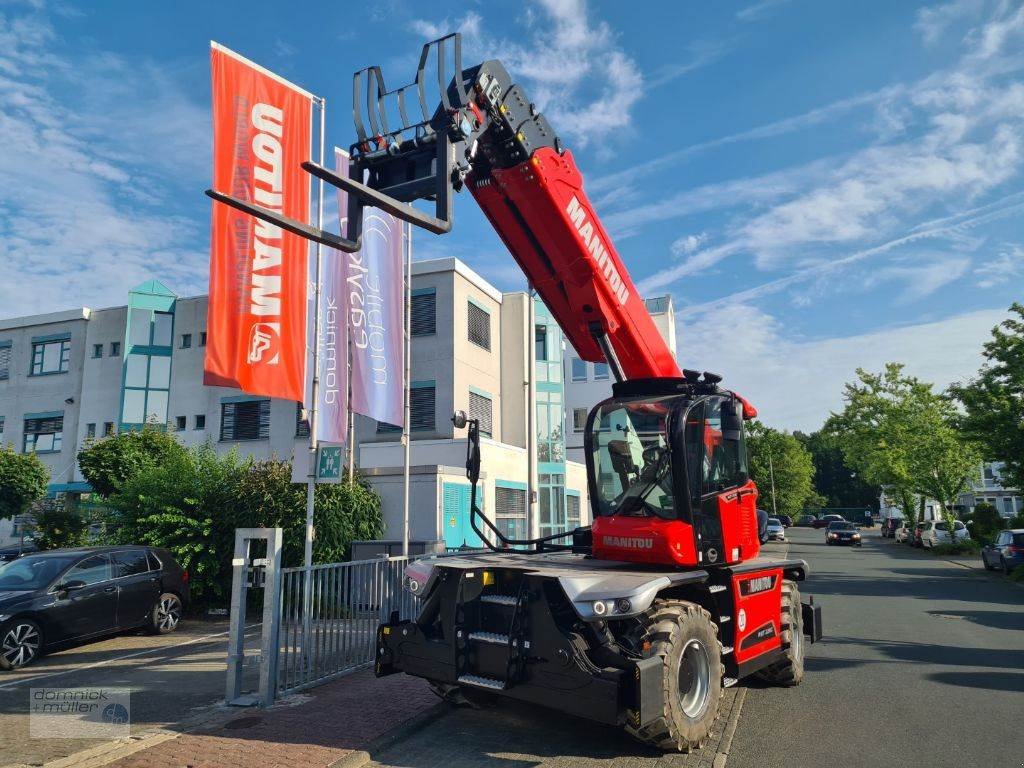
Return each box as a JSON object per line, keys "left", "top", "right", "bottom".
{"left": 148, "top": 593, "right": 182, "bottom": 635}
{"left": 1002, "top": 557, "right": 1012, "bottom": 575}
{"left": 756, "top": 580, "right": 804, "bottom": 687}
{"left": 0, "top": 619, "right": 42, "bottom": 670}
{"left": 626, "top": 600, "right": 723, "bottom": 752}
{"left": 982, "top": 554, "right": 995, "bottom": 571}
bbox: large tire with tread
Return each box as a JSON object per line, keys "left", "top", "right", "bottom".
{"left": 626, "top": 600, "right": 723, "bottom": 752}
{"left": 756, "top": 580, "right": 804, "bottom": 686}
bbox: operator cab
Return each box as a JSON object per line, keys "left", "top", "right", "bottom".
{"left": 585, "top": 378, "right": 760, "bottom": 568}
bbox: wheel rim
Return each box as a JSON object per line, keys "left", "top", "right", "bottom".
{"left": 157, "top": 597, "right": 181, "bottom": 631}
{"left": 678, "top": 639, "right": 711, "bottom": 719}
{"left": 2, "top": 623, "right": 40, "bottom": 668}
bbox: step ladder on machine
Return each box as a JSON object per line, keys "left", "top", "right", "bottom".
{"left": 454, "top": 570, "right": 530, "bottom": 691}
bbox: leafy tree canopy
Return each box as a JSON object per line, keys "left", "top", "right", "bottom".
{"left": 0, "top": 445, "right": 49, "bottom": 520}
{"left": 746, "top": 421, "right": 817, "bottom": 518}
{"left": 77, "top": 426, "right": 186, "bottom": 497}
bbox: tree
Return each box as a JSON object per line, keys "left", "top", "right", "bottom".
{"left": 968, "top": 502, "right": 1003, "bottom": 544}
{"left": 77, "top": 426, "right": 186, "bottom": 497}
{"left": 827, "top": 364, "right": 981, "bottom": 536}
{"left": 950, "top": 303, "right": 1024, "bottom": 492}
{"left": 746, "top": 422, "right": 816, "bottom": 518}
{"left": 795, "top": 430, "right": 880, "bottom": 512}
{"left": 33, "top": 498, "right": 89, "bottom": 549}
{"left": 0, "top": 445, "right": 49, "bottom": 521}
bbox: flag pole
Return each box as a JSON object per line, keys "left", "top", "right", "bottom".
{"left": 401, "top": 221, "right": 412, "bottom": 557}
{"left": 302, "top": 96, "right": 326, "bottom": 663}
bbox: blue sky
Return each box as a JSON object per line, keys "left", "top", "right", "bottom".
{"left": 1, "top": 0, "right": 1022, "bottom": 430}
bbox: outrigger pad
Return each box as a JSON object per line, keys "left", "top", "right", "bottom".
{"left": 801, "top": 601, "right": 823, "bottom": 643}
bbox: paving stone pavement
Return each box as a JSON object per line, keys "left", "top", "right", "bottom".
{"left": 365, "top": 684, "right": 744, "bottom": 768}
{"left": 95, "top": 670, "right": 438, "bottom": 768}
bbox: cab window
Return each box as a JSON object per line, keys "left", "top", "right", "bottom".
{"left": 701, "top": 398, "right": 748, "bottom": 496}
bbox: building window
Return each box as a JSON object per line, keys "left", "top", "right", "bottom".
{"left": 295, "top": 402, "right": 310, "bottom": 438}
{"left": 411, "top": 290, "right": 436, "bottom": 336}
{"left": 103, "top": 422, "right": 115, "bottom": 437}
{"left": 0, "top": 342, "right": 10, "bottom": 381}
{"left": 31, "top": 338, "right": 70, "bottom": 375}
{"left": 535, "top": 326, "right": 547, "bottom": 361}
{"left": 467, "top": 301, "right": 491, "bottom": 350}
{"left": 23, "top": 414, "right": 63, "bottom": 453}
{"left": 110, "top": 341, "right": 121, "bottom": 356}
{"left": 495, "top": 484, "right": 528, "bottom": 540}
{"left": 86, "top": 423, "right": 96, "bottom": 439}
{"left": 195, "top": 414, "right": 206, "bottom": 430}
{"left": 571, "top": 358, "right": 587, "bottom": 382}
{"left": 220, "top": 399, "right": 270, "bottom": 441}
{"left": 593, "top": 362, "right": 609, "bottom": 381}
{"left": 121, "top": 354, "right": 171, "bottom": 426}
{"left": 175, "top": 416, "right": 187, "bottom": 431}
{"left": 92, "top": 344, "right": 103, "bottom": 359}
{"left": 0, "top": 416, "right": 5, "bottom": 436}
{"left": 181, "top": 333, "right": 192, "bottom": 349}
{"left": 572, "top": 407, "right": 588, "bottom": 432}
{"left": 378, "top": 383, "right": 435, "bottom": 433}
{"left": 199, "top": 331, "right": 207, "bottom": 347}
{"left": 469, "top": 390, "right": 493, "bottom": 438}
{"left": 566, "top": 493, "right": 581, "bottom": 528}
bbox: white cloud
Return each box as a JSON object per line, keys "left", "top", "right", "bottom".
{"left": 671, "top": 232, "right": 708, "bottom": 256}
{"left": 680, "top": 303, "right": 1007, "bottom": 431}
{"left": 974, "top": 243, "right": 1024, "bottom": 287}
{"left": 865, "top": 255, "right": 971, "bottom": 303}
{"left": 0, "top": 7, "right": 209, "bottom": 317}
{"left": 914, "top": 0, "right": 984, "bottom": 46}
{"left": 736, "top": 0, "right": 791, "bottom": 23}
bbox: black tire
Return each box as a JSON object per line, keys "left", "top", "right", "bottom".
{"left": 148, "top": 593, "right": 182, "bottom": 635}
{"left": 1001, "top": 557, "right": 1012, "bottom": 575}
{"left": 756, "top": 580, "right": 805, "bottom": 687}
{"left": 982, "top": 556, "right": 995, "bottom": 571}
{"left": 0, "top": 618, "right": 43, "bottom": 670}
{"left": 626, "top": 600, "right": 723, "bottom": 752}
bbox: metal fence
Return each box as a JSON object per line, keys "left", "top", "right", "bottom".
{"left": 275, "top": 557, "right": 416, "bottom": 696}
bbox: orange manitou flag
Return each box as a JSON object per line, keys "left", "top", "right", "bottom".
{"left": 204, "top": 42, "right": 313, "bottom": 401}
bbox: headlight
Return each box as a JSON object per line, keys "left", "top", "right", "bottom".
{"left": 829, "top": 533, "right": 838, "bottom": 539}
{"left": 592, "top": 600, "right": 607, "bottom": 616}
{"left": 852, "top": 533, "right": 861, "bottom": 539}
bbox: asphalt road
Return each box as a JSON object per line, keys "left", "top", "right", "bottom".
{"left": 729, "top": 526, "right": 1024, "bottom": 768}
{"left": 364, "top": 527, "right": 1023, "bottom": 768}
{"left": 0, "top": 618, "right": 262, "bottom": 767}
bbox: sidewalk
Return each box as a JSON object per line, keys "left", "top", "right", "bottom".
{"left": 99, "top": 670, "right": 438, "bottom": 768}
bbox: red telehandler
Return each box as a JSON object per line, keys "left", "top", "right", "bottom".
{"left": 208, "top": 33, "right": 822, "bottom": 752}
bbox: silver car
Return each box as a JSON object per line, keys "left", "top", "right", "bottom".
{"left": 766, "top": 517, "right": 786, "bottom": 541}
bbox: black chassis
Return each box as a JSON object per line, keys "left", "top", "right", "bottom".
{"left": 376, "top": 553, "right": 821, "bottom": 728}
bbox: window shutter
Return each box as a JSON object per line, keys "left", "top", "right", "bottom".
{"left": 411, "top": 386, "right": 435, "bottom": 431}
{"left": 567, "top": 494, "right": 581, "bottom": 526}
{"left": 220, "top": 400, "right": 270, "bottom": 440}
{"left": 0, "top": 345, "right": 10, "bottom": 380}
{"left": 24, "top": 415, "right": 63, "bottom": 435}
{"left": 469, "top": 391, "right": 492, "bottom": 438}
{"left": 467, "top": 302, "right": 491, "bottom": 350}
{"left": 411, "top": 293, "right": 436, "bottom": 336}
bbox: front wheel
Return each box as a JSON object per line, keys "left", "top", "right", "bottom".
{"left": 148, "top": 593, "right": 182, "bottom": 635}
{"left": 756, "top": 580, "right": 805, "bottom": 687}
{"left": 0, "top": 619, "right": 43, "bottom": 670}
{"left": 626, "top": 600, "right": 723, "bottom": 752}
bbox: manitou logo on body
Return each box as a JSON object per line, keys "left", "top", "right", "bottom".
{"left": 565, "top": 196, "right": 630, "bottom": 306}
{"left": 247, "top": 102, "right": 287, "bottom": 365}
{"left": 739, "top": 574, "right": 777, "bottom": 596}
{"left": 602, "top": 536, "right": 654, "bottom": 549}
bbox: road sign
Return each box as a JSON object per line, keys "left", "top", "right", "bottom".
{"left": 317, "top": 446, "right": 343, "bottom": 482}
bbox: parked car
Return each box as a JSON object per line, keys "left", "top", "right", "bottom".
{"left": 894, "top": 521, "right": 912, "bottom": 543}
{"left": 0, "top": 543, "right": 39, "bottom": 563}
{"left": 920, "top": 520, "right": 969, "bottom": 548}
{"left": 765, "top": 518, "right": 786, "bottom": 541}
{"left": 774, "top": 514, "right": 793, "bottom": 528}
{"left": 0, "top": 546, "right": 189, "bottom": 670}
{"left": 826, "top": 521, "right": 862, "bottom": 546}
{"left": 796, "top": 514, "right": 817, "bottom": 527}
{"left": 880, "top": 518, "right": 903, "bottom": 538}
{"left": 913, "top": 521, "right": 927, "bottom": 547}
{"left": 813, "top": 514, "right": 847, "bottom": 529}
{"left": 981, "top": 529, "right": 1024, "bottom": 574}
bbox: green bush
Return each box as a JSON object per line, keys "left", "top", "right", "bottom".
{"left": 33, "top": 498, "right": 89, "bottom": 549}
{"left": 929, "top": 540, "right": 981, "bottom": 556}
{"left": 967, "top": 502, "right": 1003, "bottom": 544}
{"left": 105, "top": 447, "right": 384, "bottom": 608}
{"left": 78, "top": 426, "right": 186, "bottom": 497}
{"left": 0, "top": 445, "right": 49, "bottom": 520}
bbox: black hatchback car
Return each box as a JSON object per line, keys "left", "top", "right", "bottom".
{"left": 0, "top": 546, "right": 189, "bottom": 670}
{"left": 826, "top": 521, "right": 862, "bottom": 546}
